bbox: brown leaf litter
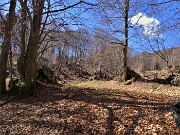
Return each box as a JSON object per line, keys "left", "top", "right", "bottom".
{"left": 0, "top": 81, "right": 180, "bottom": 135}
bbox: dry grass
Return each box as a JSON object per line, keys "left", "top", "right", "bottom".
{"left": 71, "top": 80, "right": 180, "bottom": 99}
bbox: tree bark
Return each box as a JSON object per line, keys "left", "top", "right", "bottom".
{"left": 23, "top": 0, "right": 45, "bottom": 94}
{"left": 17, "top": 0, "right": 27, "bottom": 81}
{"left": 0, "top": 0, "right": 16, "bottom": 95}
{"left": 121, "top": 0, "right": 129, "bottom": 82}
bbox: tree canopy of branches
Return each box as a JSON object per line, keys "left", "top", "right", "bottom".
{"left": 0, "top": 0, "right": 97, "bottom": 95}
{"left": 0, "top": 0, "right": 179, "bottom": 96}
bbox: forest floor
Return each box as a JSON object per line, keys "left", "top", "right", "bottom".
{"left": 0, "top": 80, "right": 180, "bottom": 135}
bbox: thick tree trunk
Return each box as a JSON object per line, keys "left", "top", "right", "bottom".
{"left": 24, "top": 35, "right": 39, "bottom": 94}
{"left": 17, "top": 0, "right": 27, "bottom": 81}
{"left": 23, "top": 0, "right": 45, "bottom": 95}
{"left": 121, "top": 0, "right": 129, "bottom": 82}
{"left": 0, "top": 0, "right": 16, "bottom": 95}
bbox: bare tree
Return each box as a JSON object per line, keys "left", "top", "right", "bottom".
{"left": 17, "top": 0, "right": 27, "bottom": 81}
{"left": 148, "top": 36, "right": 174, "bottom": 69}
{"left": 96, "top": 0, "right": 131, "bottom": 81}
{"left": 17, "top": 0, "right": 97, "bottom": 94}
{"left": 122, "top": 0, "right": 129, "bottom": 81}
{"left": 0, "top": 0, "right": 16, "bottom": 95}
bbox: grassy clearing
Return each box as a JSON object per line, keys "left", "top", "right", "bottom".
{"left": 71, "top": 80, "right": 180, "bottom": 99}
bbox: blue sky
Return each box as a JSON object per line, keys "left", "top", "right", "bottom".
{"left": 0, "top": 0, "right": 179, "bottom": 53}
{"left": 68, "top": 0, "right": 180, "bottom": 53}
{"left": 130, "top": 0, "right": 180, "bottom": 52}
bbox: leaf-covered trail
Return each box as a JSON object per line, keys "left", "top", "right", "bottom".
{"left": 0, "top": 82, "right": 179, "bottom": 134}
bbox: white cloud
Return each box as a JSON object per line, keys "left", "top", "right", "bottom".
{"left": 130, "top": 12, "right": 161, "bottom": 38}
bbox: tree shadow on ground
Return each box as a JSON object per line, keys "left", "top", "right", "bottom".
{"left": 0, "top": 83, "right": 178, "bottom": 134}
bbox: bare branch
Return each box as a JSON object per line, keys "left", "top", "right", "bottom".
{"left": 43, "top": 0, "right": 98, "bottom": 14}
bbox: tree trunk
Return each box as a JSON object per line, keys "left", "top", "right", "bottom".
{"left": 121, "top": 0, "right": 129, "bottom": 82}
{"left": 23, "top": 0, "right": 45, "bottom": 95}
{"left": 166, "top": 60, "right": 169, "bottom": 69}
{"left": 0, "top": 0, "right": 16, "bottom": 95}
{"left": 17, "top": 0, "right": 27, "bottom": 81}
{"left": 24, "top": 34, "right": 39, "bottom": 94}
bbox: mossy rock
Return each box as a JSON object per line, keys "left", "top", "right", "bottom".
{"left": 8, "top": 78, "right": 26, "bottom": 96}
{"left": 37, "top": 67, "right": 58, "bottom": 84}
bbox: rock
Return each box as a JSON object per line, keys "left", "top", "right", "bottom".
{"left": 120, "top": 67, "right": 142, "bottom": 81}
{"left": 150, "top": 74, "right": 179, "bottom": 85}
{"left": 171, "top": 76, "right": 180, "bottom": 86}
{"left": 89, "top": 77, "right": 94, "bottom": 81}
{"left": 94, "top": 70, "right": 114, "bottom": 81}
{"left": 165, "top": 74, "right": 176, "bottom": 84}
{"left": 37, "top": 67, "right": 58, "bottom": 84}
{"left": 172, "top": 100, "right": 180, "bottom": 129}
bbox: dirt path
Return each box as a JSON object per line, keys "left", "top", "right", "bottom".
{"left": 0, "top": 82, "right": 179, "bottom": 134}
